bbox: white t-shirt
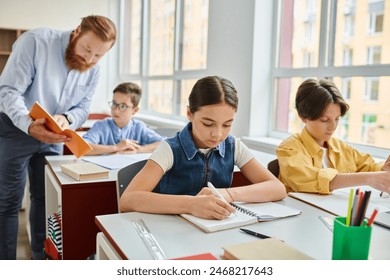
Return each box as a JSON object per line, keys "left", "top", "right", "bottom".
{"left": 149, "top": 137, "right": 254, "bottom": 173}
{"left": 321, "top": 147, "right": 332, "bottom": 168}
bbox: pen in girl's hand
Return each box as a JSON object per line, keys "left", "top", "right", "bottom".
{"left": 207, "top": 182, "right": 236, "bottom": 216}
{"left": 207, "top": 182, "right": 226, "bottom": 201}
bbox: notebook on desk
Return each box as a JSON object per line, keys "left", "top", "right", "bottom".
{"left": 375, "top": 211, "right": 390, "bottom": 229}
{"left": 180, "top": 201, "right": 301, "bottom": 233}
{"left": 289, "top": 186, "right": 390, "bottom": 228}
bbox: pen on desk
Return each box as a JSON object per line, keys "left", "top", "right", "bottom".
{"left": 380, "top": 191, "right": 384, "bottom": 197}
{"left": 207, "top": 182, "right": 237, "bottom": 216}
{"left": 240, "top": 228, "right": 271, "bottom": 239}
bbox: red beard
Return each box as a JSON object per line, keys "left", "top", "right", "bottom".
{"left": 65, "top": 34, "right": 96, "bottom": 72}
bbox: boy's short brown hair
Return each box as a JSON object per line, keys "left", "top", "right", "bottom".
{"left": 113, "top": 82, "right": 142, "bottom": 106}
{"left": 295, "top": 79, "right": 349, "bottom": 120}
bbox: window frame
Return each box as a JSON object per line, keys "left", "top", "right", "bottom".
{"left": 119, "top": 0, "right": 209, "bottom": 120}
{"left": 364, "top": 77, "right": 379, "bottom": 101}
{"left": 269, "top": 0, "right": 390, "bottom": 158}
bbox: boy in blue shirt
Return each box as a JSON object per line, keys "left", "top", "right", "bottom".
{"left": 83, "top": 82, "right": 164, "bottom": 155}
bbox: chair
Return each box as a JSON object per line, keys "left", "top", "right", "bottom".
{"left": 267, "top": 159, "right": 280, "bottom": 178}
{"left": 88, "top": 113, "right": 110, "bottom": 120}
{"left": 117, "top": 159, "right": 147, "bottom": 199}
{"left": 231, "top": 171, "right": 251, "bottom": 187}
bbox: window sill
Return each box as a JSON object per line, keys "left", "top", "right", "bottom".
{"left": 135, "top": 113, "right": 186, "bottom": 131}
{"left": 132, "top": 113, "right": 388, "bottom": 162}
{"left": 242, "top": 136, "right": 387, "bottom": 162}
{"left": 241, "top": 136, "right": 282, "bottom": 155}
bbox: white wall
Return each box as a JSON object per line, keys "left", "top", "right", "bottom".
{"left": 204, "top": 0, "right": 273, "bottom": 137}
{"left": 0, "top": 0, "right": 116, "bottom": 113}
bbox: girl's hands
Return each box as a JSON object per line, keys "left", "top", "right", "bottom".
{"left": 190, "top": 188, "right": 236, "bottom": 220}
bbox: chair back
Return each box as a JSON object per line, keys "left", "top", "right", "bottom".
{"left": 267, "top": 159, "right": 280, "bottom": 178}
{"left": 116, "top": 160, "right": 147, "bottom": 210}
{"left": 88, "top": 113, "right": 110, "bottom": 120}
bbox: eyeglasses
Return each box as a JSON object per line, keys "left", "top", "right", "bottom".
{"left": 108, "top": 101, "right": 133, "bottom": 112}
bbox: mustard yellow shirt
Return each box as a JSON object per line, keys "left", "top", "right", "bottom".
{"left": 276, "top": 128, "right": 383, "bottom": 194}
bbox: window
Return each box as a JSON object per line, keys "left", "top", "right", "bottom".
{"left": 120, "top": 0, "right": 209, "bottom": 118}
{"left": 339, "top": 112, "right": 349, "bottom": 141}
{"left": 365, "top": 78, "right": 379, "bottom": 101}
{"left": 368, "top": 0, "right": 384, "bottom": 34}
{"left": 303, "top": 51, "right": 314, "bottom": 67}
{"left": 341, "top": 78, "right": 351, "bottom": 100}
{"left": 120, "top": 0, "right": 142, "bottom": 75}
{"left": 367, "top": 46, "right": 381, "bottom": 65}
{"left": 343, "top": 0, "right": 355, "bottom": 36}
{"left": 361, "top": 114, "right": 377, "bottom": 144}
{"left": 344, "top": 15, "right": 355, "bottom": 36}
{"left": 272, "top": 0, "right": 390, "bottom": 150}
{"left": 343, "top": 48, "right": 353, "bottom": 66}
{"left": 148, "top": 0, "right": 175, "bottom": 76}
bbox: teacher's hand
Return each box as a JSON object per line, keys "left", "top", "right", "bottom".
{"left": 28, "top": 118, "right": 69, "bottom": 144}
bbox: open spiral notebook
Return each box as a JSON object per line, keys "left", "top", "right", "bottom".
{"left": 180, "top": 201, "right": 301, "bottom": 233}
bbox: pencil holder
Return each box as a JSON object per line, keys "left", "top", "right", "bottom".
{"left": 332, "top": 216, "right": 372, "bottom": 260}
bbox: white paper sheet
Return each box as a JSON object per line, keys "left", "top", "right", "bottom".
{"left": 82, "top": 153, "right": 151, "bottom": 170}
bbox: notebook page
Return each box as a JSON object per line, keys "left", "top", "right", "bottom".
{"left": 289, "top": 187, "right": 390, "bottom": 218}
{"left": 233, "top": 202, "right": 302, "bottom": 221}
{"left": 180, "top": 211, "right": 257, "bottom": 233}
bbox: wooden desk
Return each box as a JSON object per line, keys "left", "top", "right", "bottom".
{"left": 45, "top": 155, "right": 119, "bottom": 259}
{"left": 96, "top": 197, "right": 365, "bottom": 260}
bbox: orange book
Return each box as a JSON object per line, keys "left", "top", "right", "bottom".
{"left": 29, "top": 102, "right": 92, "bottom": 158}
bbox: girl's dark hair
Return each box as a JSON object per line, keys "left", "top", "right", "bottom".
{"left": 188, "top": 76, "right": 238, "bottom": 113}
{"left": 113, "top": 82, "right": 142, "bottom": 106}
{"left": 295, "top": 79, "right": 349, "bottom": 120}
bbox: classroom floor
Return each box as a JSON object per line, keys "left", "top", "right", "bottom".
{"left": 17, "top": 210, "right": 32, "bottom": 260}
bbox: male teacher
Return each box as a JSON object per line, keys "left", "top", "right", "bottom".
{"left": 0, "top": 15, "right": 116, "bottom": 260}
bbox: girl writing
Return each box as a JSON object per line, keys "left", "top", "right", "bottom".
{"left": 120, "top": 76, "right": 286, "bottom": 219}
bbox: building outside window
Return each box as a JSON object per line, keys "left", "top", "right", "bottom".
{"left": 119, "top": 0, "right": 390, "bottom": 153}
{"left": 272, "top": 0, "right": 390, "bottom": 150}
{"left": 367, "top": 46, "right": 381, "bottom": 64}
{"left": 364, "top": 78, "right": 379, "bottom": 101}
{"left": 120, "top": 0, "right": 209, "bottom": 119}
{"left": 343, "top": 48, "right": 353, "bottom": 65}
{"left": 368, "top": 0, "right": 384, "bottom": 34}
{"left": 344, "top": 0, "right": 355, "bottom": 36}
{"left": 341, "top": 78, "right": 352, "bottom": 100}
{"left": 361, "top": 113, "right": 377, "bottom": 144}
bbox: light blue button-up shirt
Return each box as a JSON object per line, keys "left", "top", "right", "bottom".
{"left": 83, "top": 118, "right": 165, "bottom": 146}
{"left": 0, "top": 28, "right": 100, "bottom": 134}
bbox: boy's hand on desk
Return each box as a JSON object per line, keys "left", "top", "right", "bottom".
{"left": 115, "top": 139, "right": 140, "bottom": 152}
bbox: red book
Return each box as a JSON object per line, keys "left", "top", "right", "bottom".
{"left": 172, "top": 253, "right": 218, "bottom": 260}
